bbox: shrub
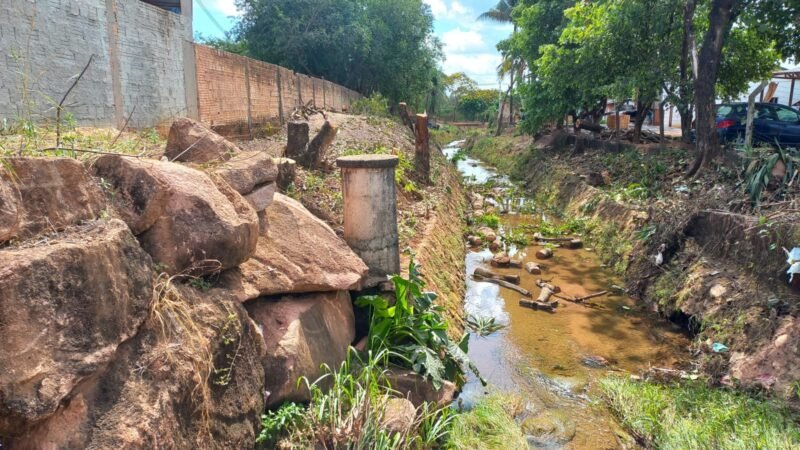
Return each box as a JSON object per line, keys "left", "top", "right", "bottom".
{"left": 351, "top": 93, "right": 390, "bottom": 117}
{"left": 355, "top": 256, "right": 483, "bottom": 389}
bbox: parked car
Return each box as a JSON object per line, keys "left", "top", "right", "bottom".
{"left": 715, "top": 102, "right": 800, "bottom": 147}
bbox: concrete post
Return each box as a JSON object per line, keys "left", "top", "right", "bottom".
{"left": 336, "top": 155, "right": 400, "bottom": 286}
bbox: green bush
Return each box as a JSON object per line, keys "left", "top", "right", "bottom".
{"left": 356, "top": 256, "right": 483, "bottom": 389}
{"left": 351, "top": 93, "right": 390, "bottom": 117}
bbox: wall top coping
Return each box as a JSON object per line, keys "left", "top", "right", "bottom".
{"left": 336, "top": 154, "right": 398, "bottom": 169}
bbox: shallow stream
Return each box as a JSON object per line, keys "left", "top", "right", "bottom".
{"left": 443, "top": 140, "right": 689, "bottom": 449}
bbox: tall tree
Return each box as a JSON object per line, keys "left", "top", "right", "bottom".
{"left": 232, "top": 0, "right": 441, "bottom": 109}
{"left": 480, "top": 0, "right": 521, "bottom": 133}
{"left": 686, "top": 0, "right": 737, "bottom": 177}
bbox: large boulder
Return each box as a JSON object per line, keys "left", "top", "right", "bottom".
{"left": 245, "top": 291, "right": 355, "bottom": 407}
{"left": 164, "top": 117, "right": 239, "bottom": 164}
{"left": 92, "top": 156, "right": 259, "bottom": 275}
{"left": 93, "top": 155, "right": 171, "bottom": 234}
{"left": 4, "top": 287, "right": 266, "bottom": 449}
{"left": 221, "top": 193, "right": 367, "bottom": 300}
{"left": 0, "top": 219, "right": 153, "bottom": 435}
{"left": 212, "top": 151, "right": 278, "bottom": 195}
{"left": 0, "top": 157, "right": 105, "bottom": 243}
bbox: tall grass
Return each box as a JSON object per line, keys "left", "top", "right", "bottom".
{"left": 449, "top": 394, "right": 528, "bottom": 450}
{"left": 260, "top": 348, "right": 455, "bottom": 449}
{"left": 600, "top": 377, "right": 800, "bottom": 449}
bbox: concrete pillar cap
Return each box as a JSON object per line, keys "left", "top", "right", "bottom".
{"left": 336, "top": 154, "right": 399, "bottom": 169}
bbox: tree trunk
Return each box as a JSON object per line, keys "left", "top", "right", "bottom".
{"left": 687, "top": 0, "right": 736, "bottom": 177}
{"left": 495, "top": 83, "right": 513, "bottom": 136}
{"left": 678, "top": 0, "right": 698, "bottom": 144}
{"left": 414, "top": 114, "right": 430, "bottom": 184}
{"left": 509, "top": 70, "right": 515, "bottom": 125}
{"left": 632, "top": 100, "right": 647, "bottom": 144}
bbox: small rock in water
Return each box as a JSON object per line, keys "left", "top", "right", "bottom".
{"left": 581, "top": 355, "right": 609, "bottom": 368}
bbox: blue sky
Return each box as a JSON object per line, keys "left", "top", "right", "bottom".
{"left": 192, "top": 0, "right": 513, "bottom": 89}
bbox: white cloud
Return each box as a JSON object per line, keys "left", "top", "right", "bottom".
{"left": 424, "top": 0, "right": 473, "bottom": 21}
{"left": 205, "top": 0, "right": 241, "bottom": 17}
{"left": 441, "top": 28, "right": 485, "bottom": 53}
{"left": 442, "top": 52, "right": 503, "bottom": 87}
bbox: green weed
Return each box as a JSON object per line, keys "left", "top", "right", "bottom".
{"left": 449, "top": 394, "right": 528, "bottom": 450}
{"left": 355, "top": 256, "right": 483, "bottom": 389}
{"left": 600, "top": 377, "right": 800, "bottom": 450}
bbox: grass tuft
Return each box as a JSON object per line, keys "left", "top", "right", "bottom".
{"left": 449, "top": 394, "right": 529, "bottom": 450}
{"left": 600, "top": 376, "right": 800, "bottom": 450}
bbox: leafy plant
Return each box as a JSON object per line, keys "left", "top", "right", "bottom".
{"left": 356, "top": 257, "right": 484, "bottom": 389}
{"left": 477, "top": 213, "right": 500, "bottom": 229}
{"left": 256, "top": 402, "right": 305, "bottom": 446}
{"left": 500, "top": 229, "right": 530, "bottom": 247}
{"left": 743, "top": 144, "right": 799, "bottom": 205}
{"left": 466, "top": 315, "right": 507, "bottom": 337}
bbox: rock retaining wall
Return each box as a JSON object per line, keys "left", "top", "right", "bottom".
{"left": 0, "top": 120, "right": 369, "bottom": 447}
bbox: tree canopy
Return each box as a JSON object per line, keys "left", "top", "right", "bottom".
{"left": 505, "top": 0, "right": 796, "bottom": 156}
{"left": 228, "top": 0, "right": 442, "bottom": 109}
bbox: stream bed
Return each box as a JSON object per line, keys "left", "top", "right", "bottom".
{"left": 443, "top": 140, "right": 690, "bottom": 449}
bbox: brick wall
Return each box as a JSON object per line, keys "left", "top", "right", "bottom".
{"left": 193, "top": 44, "right": 362, "bottom": 134}
{"left": 0, "top": 0, "right": 192, "bottom": 128}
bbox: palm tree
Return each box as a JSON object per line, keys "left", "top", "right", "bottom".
{"left": 477, "top": 0, "right": 518, "bottom": 25}
{"left": 479, "top": 1, "right": 521, "bottom": 132}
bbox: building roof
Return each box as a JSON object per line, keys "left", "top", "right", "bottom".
{"left": 773, "top": 69, "right": 800, "bottom": 80}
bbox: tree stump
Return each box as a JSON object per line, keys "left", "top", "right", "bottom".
{"left": 415, "top": 114, "right": 430, "bottom": 184}
{"left": 536, "top": 248, "right": 553, "bottom": 259}
{"left": 286, "top": 121, "right": 309, "bottom": 162}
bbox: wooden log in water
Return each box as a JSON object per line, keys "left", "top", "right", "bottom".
{"left": 524, "top": 262, "right": 542, "bottom": 274}
{"left": 472, "top": 274, "right": 531, "bottom": 297}
{"left": 536, "top": 248, "right": 553, "bottom": 259}
{"left": 474, "top": 267, "right": 521, "bottom": 284}
{"left": 519, "top": 298, "right": 558, "bottom": 312}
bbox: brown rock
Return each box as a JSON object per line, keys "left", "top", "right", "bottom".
{"left": 0, "top": 157, "right": 105, "bottom": 243}
{"left": 244, "top": 182, "right": 276, "bottom": 211}
{"left": 536, "top": 248, "right": 554, "bottom": 259}
{"left": 92, "top": 155, "right": 171, "bottom": 234}
{"left": 221, "top": 194, "right": 367, "bottom": 300}
{"left": 110, "top": 160, "right": 257, "bottom": 275}
{"left": 245, "top": 291, "right": 355, "bottom": 407}
{"left": 7, "top": 287, "right": 266, "bottom": 449}
{"left": 384, "top": 369, "right": 456, "bottom": 407}
{"left": 491, "top": 252, "right": 511, "bottom": 267}
{"left": 478, "top": 226, "right": 497, "bottom": 242}
{"left": 164, "top": 117, "right": 239, "bottom": 163}
{"left": 0, "top": 219, "right": 153, "bottom": 435}
{"left": 212, "top": 151, "right": 278, "bottom": 195}
{"left": 381, "top": 397, "right": 416, "bottom": 434}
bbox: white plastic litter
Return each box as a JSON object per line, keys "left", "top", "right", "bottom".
{"left": 785, "top": 247, "right": 800, "bottom": 282}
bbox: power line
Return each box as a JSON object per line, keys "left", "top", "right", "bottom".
{"left": 195, "top": 0, "right": 232, "bottom": 38}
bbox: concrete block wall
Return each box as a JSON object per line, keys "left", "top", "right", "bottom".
{"left": 193, "top": 44, "right": 361, "bottom": 133}
{"left": 0, "top": 0, "right": 191, "bottom": 128}
{"left": 114, "top": 0, "right": 191, "bottom": 128}
{"left": 0, "top": 0, "right": 115, "bottom": 126}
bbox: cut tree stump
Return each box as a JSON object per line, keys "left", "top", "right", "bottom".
{"left": 567, "top": 239, "right": 583, "bottom": 249}
{"left": 536, "top": 248, "right": 553, "bottom": 259}
{"left": 474, "top": 267, "right": 520, "bottom": 285}
{"left": 306, "top": 120, "right": 338, "bottom": 167}
{"left": 286, "top": 121, "right": 310, "bottom": 162}
{"left": 472, "top": 274, "right": 531, "bottom": 297}
{"left": 415, "top": 114, "right": 430, "bottom": 184}
{"left": 286, "top": 120, "right": 338, "bottom": 168}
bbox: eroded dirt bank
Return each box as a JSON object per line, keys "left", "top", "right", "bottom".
{"left": 463, "top": 130, "right": 800, "bottom": 400}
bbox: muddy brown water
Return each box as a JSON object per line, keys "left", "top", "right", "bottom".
{"left": 444, "top": 141, "right": 689, "bottom": 449}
